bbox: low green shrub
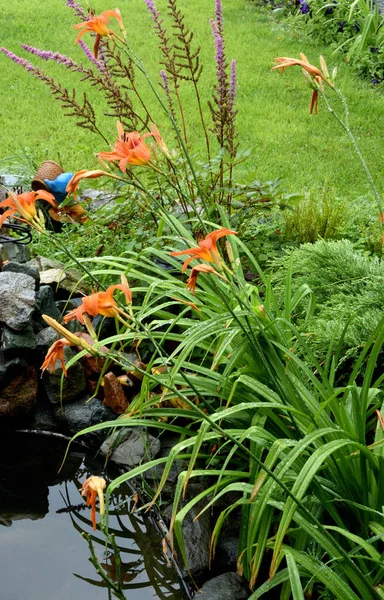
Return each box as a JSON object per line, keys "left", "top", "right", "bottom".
{"left": 273, "top": 238, "right": 384, "bottom": 363}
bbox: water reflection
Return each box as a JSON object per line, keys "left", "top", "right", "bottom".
{"left": 0, "top": 432, "right": 188, "bottom": 600}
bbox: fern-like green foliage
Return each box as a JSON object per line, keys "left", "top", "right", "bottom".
{"left": 273, "top": 239, "right": 384, "bottom": 361}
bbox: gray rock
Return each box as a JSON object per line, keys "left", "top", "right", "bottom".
{"left": 23, "top": 402, "right": 58, "bottom": 432}
{"left": 42, "top": 346, "right": 87, "bottom": 404}
{"left": 0, "top": 242, "right": 31, "bottom": 264}
{"left": 55, "top": 298, "right": 83, "bottom": 315}
{"left": 54, "top": 397, "right": 117, "bottom": 444}
{"left": 162, "top": 481, "right": 212, "bottom": 582}
{"left": 0, "top": 272, "right": 36, "bottom": 330}
{"left": 214, "top": 536, "right": 239, "bottom": 572}
{"left": 35, "top": 327, "right": 60, "bottom": 353}
{"left": 0, "top": 174, "right": 19, "bottom": 187}
{"left": 35, "top": 285, "right": 62, "bottom": 323}
{"left": 2, "top": 324, "right": 36, "bottom": 352}
{"left": 28, "top": 256, "right": 89, "bottom": 295}
{"left": 2, "top": 261, "right": 39, "bottom": 284}
{"left": 82, "top": 188, "right": 118, "bottom": 211}
{"left": 143, "top": 432, "right": 188, "bottom": 493}
{"left": 176, "top": 496, "right": 212, "bottom": 581}
{"left": 196, "top": 572, "right": 250, "bottom": 599}
{"left": 100, "top": 428, "right": 161, "bottom": 468}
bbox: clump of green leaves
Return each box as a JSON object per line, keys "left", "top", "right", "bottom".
{"left": 284, "top": 0, "right": 384, "bottom": 84}
{"left": 281, "top": 187, "right": 351, "bottom": 243}
{"left": 273, "top": 238, "right": 384, "bottom": 362}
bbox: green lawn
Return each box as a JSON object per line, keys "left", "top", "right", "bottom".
{"left": 1, "top": 0, "right": 384, "bottom": 201}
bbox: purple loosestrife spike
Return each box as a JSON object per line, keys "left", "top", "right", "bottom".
{"left": 210, "top": 22, "right": 226, "bottom": 102}
{"left": 21, "top": 45, "right": 79, "bottom": 69}
{"left": 160, "top": 69, "right": 176, "bottom": 119}
{"left": 143, "top": 0, "right": 161, "bottom": 23}
{"left": 229, "top": 59, "right": 237, "bottom": 110}
{"left": 66, "top": 0, "right": 87, "bottom": 19}
{"left": 215, "top": 0, "right": 224, "bottom": 37}
{"left": 160, "top": 69, "right": 170, "bottom": 94}
{"left": 78, "top": 40, "right": 107, "bottom": 73}
{"left": 0, "top": 48, "right": 35, "bottom": 72}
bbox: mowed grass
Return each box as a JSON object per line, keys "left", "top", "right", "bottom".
{"left": 1, "top": 0, "right": 384, "bottom": 200}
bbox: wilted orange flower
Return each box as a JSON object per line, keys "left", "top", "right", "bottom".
{"left": 0, "top": 190, "right": 57, "bottom": 229}
{"left": 74, "top": 9, "right": 123, "bottom": 58}
{"left": 272, "top": 56, "right": 324, "bottom": 79}
{"left": 66, "top": 169, "right": 123, "bottom": 200}
{"left": 41, "top": 338, "right": 72, "bottom": 375}
{"left": 64, "top": 275, "right": 132, "bottom": 324}
{"left": 272, "top": 53, "right": 333, "bottom": 115}
{"left": 170, "top": 228, "right": 237, "bottom": 272}
{"left": 81, "top": 476, "right": 106, "bottom": 531}
{"left": 97, "top": 122, "right": 166, "bottom": 172}
{"left": 41, "top": 315, "right": 99, "bottom": 375}
{"left": 186, "top": 264, "right": 226, "bottom": 294}
{"left": 48, "top": 202, "right": 87, "bottom": 223}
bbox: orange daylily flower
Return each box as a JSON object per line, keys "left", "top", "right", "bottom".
{"left": 272, "top": 53, "right": 332, "bottom": 84}
{"left": 41, "top": 315, "right": 100, "bottom": 375}
{"left": 272, "top": 53, "right": 333, "bottom": 115}
{"left": 48, "top": 202, "right": 87, "bottom": 223}
{"left": 170, "top": 228, "right": 237, "bottom": 273}
{"left": 64, "top": 275, "right": 132, "bottom": 324}
{"left": 74, "top": 9, "right": 123, "bottom": 58}
{"left": 66, "top": 169, "right": 124, "bottom": 200}
{"left": 0, "top": 190, "right": 57, "bottom": 230}
{"left": 186, "top": 264, "right": 226, "bottom": 294}
{"left": 80, "top": 476, "right": 106, "bottom": 531}
{"left": 97, "top": 122, "right": 166, "bottom": 172}
{"left": 41, "top": 338, "right": 72, "bottom": 375}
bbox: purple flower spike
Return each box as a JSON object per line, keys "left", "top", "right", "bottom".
{"left": 66, "top": 0, "right": 87, "bottom": 19}
{"left": 144, "top": 0, "right": 161, "bottom": 24}
{"left": 160, "top": 69, "right": 169, "bottom": 92}
{"left": 79, "top": 40, "right": 107, "bottom": 73}
{"left": 21, "top": 45, "right": 78, "bottom": 69}
{"left": 215, "top": 0, "right": 224, "bottom": 37}
{"left": 0, "top": 48, "right": 35, "bottom": 72}
{"left": 210, "top": 20, "right": 227, "bottom": 103}
{"left": 229, "top": 59, "right": 237, "bottom": 109}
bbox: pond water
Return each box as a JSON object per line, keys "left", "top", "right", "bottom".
{"left": 0, "top": 432, "right": 189, "bottom": 600}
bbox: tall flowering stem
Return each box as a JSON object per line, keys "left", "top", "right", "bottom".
{"left": 166, "top": 0, "right": 211, "bottom": 165}
{"left": 143, "top": 0, "right": 189, "bottom": 150}
{"left": 208, "top": 0, "right": 238, "bottom": 209}
{"left": 321, "top": 87, "right": 384, "bottom": 239}
{"left": 272, "top": 53, "right": 384, "bottom": 243}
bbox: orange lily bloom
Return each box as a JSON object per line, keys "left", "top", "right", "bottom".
{"left": 272, "top": 53, "right": 332, "bottom": 85}
{"left": 41, "top": 338, "right": 72, "bottom": 375}
{"left": 74, "top": 9, "right": 123, "bottom": 58}
{"left": 48, "top": 202, "right": 87, "bottom": 223}
{"left": 80, "top": 476, "right": 106, "bottom": 531}
{"left": 66, "top": 169, "right": 124, "bottom": 200}
{"left": 272, "top": 53, "right": 333, "bottom": 115}
{"left": 170, "top": 228, "right": 237, "bottom": 273}
{"left": 0, "top": 190, "right": 57, "bottom": 230}
{"left": 186, "top": 264, "right": 226, "bottom": 294}
{"left": 97, "top": 122, "right": 166, "bottom": 172}
{"left": 41, "top": 315, "right": 100, "bottom": 375}
{"left": 64, "top": 275, "right": 132, "bottom": 324}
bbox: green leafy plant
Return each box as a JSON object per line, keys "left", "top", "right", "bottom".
{"left": 54, "top": 219, "right": 384, "bottom": 599}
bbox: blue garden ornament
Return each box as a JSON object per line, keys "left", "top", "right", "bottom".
{"left": 44, "top": 172, "right": 74, "bottom": 204}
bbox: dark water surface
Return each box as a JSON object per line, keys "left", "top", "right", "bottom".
{"left": 0, "top": 432, "right": 188, "bottom": 600}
